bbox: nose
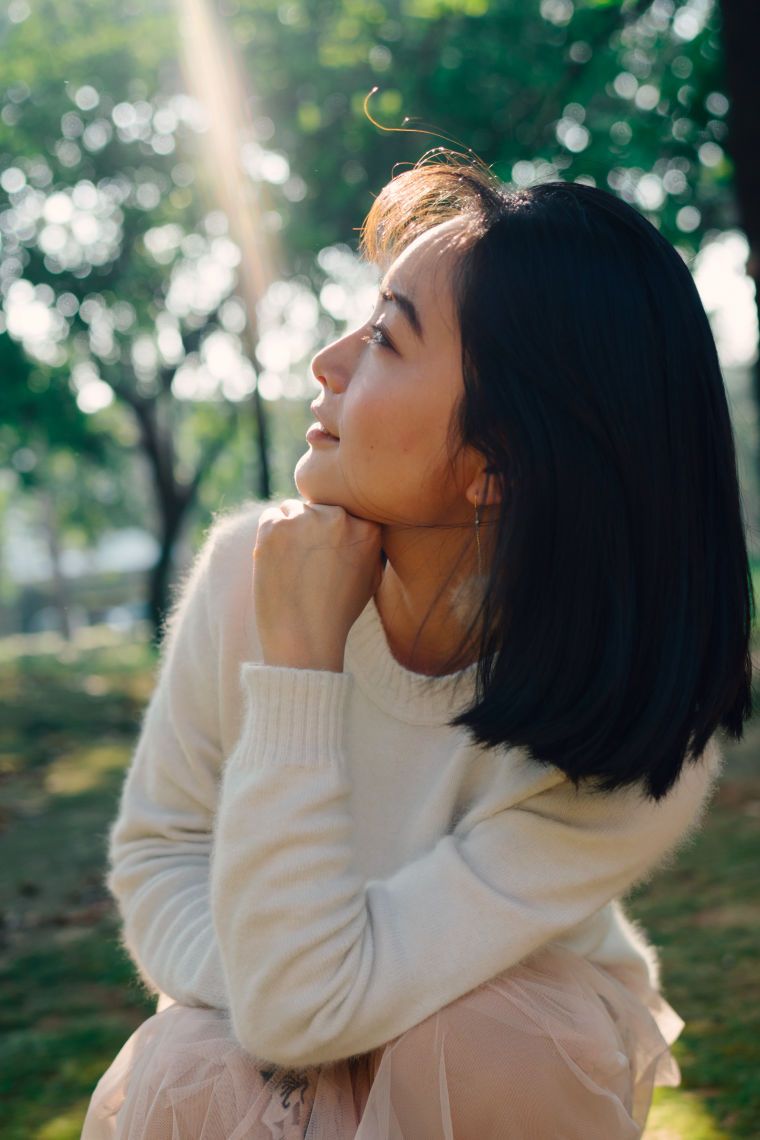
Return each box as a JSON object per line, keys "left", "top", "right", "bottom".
{"left": 311, "top": 330, "right": 357, "bottom": 394}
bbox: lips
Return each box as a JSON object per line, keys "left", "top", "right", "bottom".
{"left": 310, "top": 403, "right": 339, "bottom": 440}
{"left": 306, "top": 423, "right": 339, "bottom": 444}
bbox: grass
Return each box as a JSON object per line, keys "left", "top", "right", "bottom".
{"left": 628, "top": 727, "right": 760, "bottom": 1139}
{"left": 0, "top": 632, "right": 758, "bottom": 1139}
{"left": 0, "top": 636, "right": 157, "bottom": 1140}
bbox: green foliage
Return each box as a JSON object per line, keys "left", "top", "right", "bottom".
{"left": 0, "top": 0, "right": 276, "bottom": 625}
{"left": 226, "top": 0, "right": 732, "bottom": 256}
{"left": 628, "top": 757, "right": 760, "bottom": 1136}
{"left": 0, "top": 333, "right": 94, "bottom": 456}
{"left": 0, "top": 0, "right": 747, "bottom": 627}
{"left": 0, "top": 639, "right": 157, "bottom": 1139}
{"left": 0, "top": 331, "right": 141, "bottom": 571}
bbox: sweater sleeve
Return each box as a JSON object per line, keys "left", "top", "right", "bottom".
{"left": 108, "top": 506, "right": 264, "bottom": 1009}
{"left": 211, "top": 663, "right": 715, "bottom": 1068}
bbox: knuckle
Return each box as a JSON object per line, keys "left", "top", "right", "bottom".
{"left": 315, "top": 503, "right": 343, "bottom": 521}
{"left": 281, "top": 498, "right": 304, "bottom": 515}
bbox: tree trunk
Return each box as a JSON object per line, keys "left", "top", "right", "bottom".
{"left": 147, "top": 494, "right": 187, "bottom": 640}
{"left": 126, "top": 395, "right": 190, "bottom": 640}
{"left": 41, "top": 490, "right": 71, "bottom": 641}
{"left": 719, "top": 0, "right": 760, "bottom": 528}
{"left": 252, "top": 381, "right": 271, "bottom": 500}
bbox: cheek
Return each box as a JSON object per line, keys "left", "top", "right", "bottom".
{"left": 347, "top": 405, "right": 435, "bottom": 475}
{"left": 347, "top": 383, "right": 447, "bottom": 452}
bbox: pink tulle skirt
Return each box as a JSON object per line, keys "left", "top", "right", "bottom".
{"left": 81, "top": 946, "right": 681, "bottom": 1140}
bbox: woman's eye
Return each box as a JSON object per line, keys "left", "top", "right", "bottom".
{"left": 364, "top": 321, "right": 393, "bottom": 349}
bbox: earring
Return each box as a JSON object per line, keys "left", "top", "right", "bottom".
{"left": 474, "top": 494, "right": 482, "bottom": 577}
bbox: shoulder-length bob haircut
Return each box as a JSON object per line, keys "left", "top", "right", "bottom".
{"left": 362, "top": 157, "right": 753, "bottom": 800}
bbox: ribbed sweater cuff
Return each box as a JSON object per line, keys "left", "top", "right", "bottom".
{"left": 237, "top": 664, "right": 350, "bottom": 770}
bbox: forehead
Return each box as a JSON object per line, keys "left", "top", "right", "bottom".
{"left": 383, "top": 218, "right": 471, "bottom": 292}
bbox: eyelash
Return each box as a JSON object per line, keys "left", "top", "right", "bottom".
{"left": 363, "top": 320, "right": 393, "bottom": 350}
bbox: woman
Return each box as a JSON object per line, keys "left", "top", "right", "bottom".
{"left": 83, "top": 158, "right": 752, "bottom": 1139}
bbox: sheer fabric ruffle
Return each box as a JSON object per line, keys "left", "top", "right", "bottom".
{"left": 81, "top": 946, "right": 681, "bottom": 1140}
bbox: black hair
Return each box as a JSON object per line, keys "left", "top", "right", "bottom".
{"left": 363, "top": 159, "right": 753, "bottom": 800}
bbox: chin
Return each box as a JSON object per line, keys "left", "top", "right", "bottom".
{"left": 294, "top": 453, "right": 385, "bottom": 520}
{"left": 293, "top": 452, "right": 323, "bottom": 501}
{"left": 293, "top": 449, "right": 310, "bottom": 493}
{"left": 294, "top": 454, "right": 339, "bottom": 507}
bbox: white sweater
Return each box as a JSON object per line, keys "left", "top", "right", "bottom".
{"left": 110, "top": 504, "right": 716, "bottom": 1068}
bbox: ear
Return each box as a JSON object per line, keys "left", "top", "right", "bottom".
{"left": 465, "top": 465, "right": 501, "bottom": 507}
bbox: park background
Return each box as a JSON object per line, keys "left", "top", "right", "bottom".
{"left": 1, "top": 0, "right": 758, "bottom": 1136}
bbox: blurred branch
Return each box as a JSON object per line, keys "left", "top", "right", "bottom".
{"left": 187, "top": 412, "right": 238, "bottom": 503}
{"left": 156, "top": 308, "right": 222, "bottom": 394}
{"left": 105, "top": 365, "right": 177, "bottom": 517}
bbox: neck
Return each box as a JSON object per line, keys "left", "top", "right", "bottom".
{"left": 374, "top": 524, "right": 479, "bottom": 676}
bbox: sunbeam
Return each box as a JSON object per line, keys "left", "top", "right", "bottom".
{"left": 177, "top": 0, "right": 280, "bottom": 348}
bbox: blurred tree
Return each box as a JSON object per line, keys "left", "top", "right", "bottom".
{"left": 226, "top": 0, "right": 732, "bottom": 259}
{"left": 0, "top": 0, "right": 277, "bottom": 632}
{"left": 2, "top": 0, "right": 755, "bottom": 637}
{"left": 222, "top": 0, "right": 758, "bottom": 512}
{"left": 0, "top": 330, "right": 137, "bottom": 637}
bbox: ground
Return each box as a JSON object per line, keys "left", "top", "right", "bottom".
{"left": 0, "top": 630, "right": 758, "bottom": 1139}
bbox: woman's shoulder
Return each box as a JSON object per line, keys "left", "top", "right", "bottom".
{"left": 204, "top": 500, "right": 269, "bottom": 562}
{"left": 184, "top": 500, "right": 270, "bottom": 597}
{"left": 526, "top": 737, "right": 722, "bottom": 860}
{"left": 160, "top": 501, "right": 268, "bottom": 656}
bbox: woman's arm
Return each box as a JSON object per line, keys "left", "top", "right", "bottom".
{"left": 108, "top": 506, "right": 264, "bottom": 1009}
{"left": 110, "top": 502, "right": 714, "bottom": 1063}
{"left": 212, "top": 660, "right": 715, "bottom": 1067}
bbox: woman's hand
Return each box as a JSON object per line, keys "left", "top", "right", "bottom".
{"left": 253, "top": 500, "right": 383, "bottom": 671}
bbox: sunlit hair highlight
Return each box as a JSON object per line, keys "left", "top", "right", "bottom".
{"left": 361, "top": 153, "right": 496, "bottom": 265}
{"left": 361, "top": 156, "right": 753, "bottom": 801}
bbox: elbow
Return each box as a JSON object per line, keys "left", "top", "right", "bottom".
{"left": 223, "top": 958, "right": 369, "bottom": 1066}
{"left": 230, "top": 998, "right": 349, "bottom": 1068}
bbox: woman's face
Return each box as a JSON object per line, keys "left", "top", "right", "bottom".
{"left": 295, "top": 221, "right": 480, "bottom": 528}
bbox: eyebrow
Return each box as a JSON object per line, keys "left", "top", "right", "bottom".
{"left": 380, "top": 287, "right": 423, "bottom": 339}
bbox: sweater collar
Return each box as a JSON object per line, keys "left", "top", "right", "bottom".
{"left": 344, "top": 600, "right": 477, "bottom": 726}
